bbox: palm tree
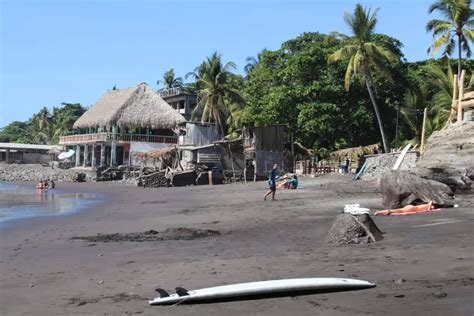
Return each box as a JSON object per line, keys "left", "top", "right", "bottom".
{"left": 328, "top": 3, "right": 398, "bottom": 153}
{"left": 157, "top": 68, "right": 183, "bottom": 90}
{"left": 424, "top": 61, "right": 455, "bottom": 120}
{"left": 244, "top": 49, "right": 268, "bottom": 75}
{"left": 191, "top": 52, "right": 243, "bottom": 135}
{"left": 426, "top": 0, "right": 474, "bottom": 77}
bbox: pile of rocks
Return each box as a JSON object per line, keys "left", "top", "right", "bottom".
{"left": 137, "top": 170, "right": 170, "bottom": 187}
{"left": 0, "top": 163, "right": 96, "bottom": 182}
{"left": 362, "top": 151, "right": 419, "bottom": 182}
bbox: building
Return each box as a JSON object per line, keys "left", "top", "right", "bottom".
{"left": 178, "top": 122, "right": 222, "bottom": 147}
{"left": 59, "top": 83, "right": 185, "bottom": 168}
{"left": 158, "top": 87, "right": 197, "bottom": 121}
{"left": 0, "top": 143, "right": 64, "bottom": 164}
{"left": 243, "top": 125, "right": 289, "bottom": 180}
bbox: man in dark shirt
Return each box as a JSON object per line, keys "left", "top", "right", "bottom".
{"left": 264, "top": 163, "right": 278, "bottom": 201}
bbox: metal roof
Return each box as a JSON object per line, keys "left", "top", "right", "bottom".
{"left": 0, "top": 142, "right": 64, "bottom": 151}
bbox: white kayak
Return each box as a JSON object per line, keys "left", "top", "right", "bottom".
{"left": 149, "top": 277, "right": 376, "bottom": 305}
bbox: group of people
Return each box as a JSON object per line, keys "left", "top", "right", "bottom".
{"left": 35, "top": 179, "right": 55, "bottom": 190}
{"left": 263, "top": 163, "right": 298, "bottom": 201}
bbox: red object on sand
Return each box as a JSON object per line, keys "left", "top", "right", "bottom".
{"left": 375, "top": 202, "right": 437, "bottom": 216}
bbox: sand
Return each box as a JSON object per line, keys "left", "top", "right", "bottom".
{"left": 0, "top": 174, "right": 473, "bottom": 315}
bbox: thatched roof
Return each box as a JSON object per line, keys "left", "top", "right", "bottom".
{"left": 330, "top": 144, "right": 380, "bottom": 158}
{"left": 133, "top": 147, "right": 177, "bottom": 159}
{"left": 73, "top": 84, "right": 185, "bottom": 129}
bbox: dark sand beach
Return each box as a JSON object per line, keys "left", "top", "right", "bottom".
{"left": 1, "top": 175, "right": 473, "bottom": 315}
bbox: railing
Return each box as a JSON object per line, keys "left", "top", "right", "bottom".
{"left": 157, "top": 87, "right": 183, "bottom": 98}
{"left": 59, "top": 133, "right": 178, "bottom": 145}
{"left": 59, "top": 133, "right": 108, "bottom": 144}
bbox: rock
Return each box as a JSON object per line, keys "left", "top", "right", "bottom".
{"left": 394, "top": 278, "right": 406, "bottom": 285}
{"left": 326, "top": 213, "right": 383, "bottom": 244}
{"left": 432, "top": 292, "right": 447, "bottom": 298}
{"left": 381, "top": 170, "right": 454, "bottom": 208}
{"left": 417, "top": 121, "right": 474, "bottom": 192}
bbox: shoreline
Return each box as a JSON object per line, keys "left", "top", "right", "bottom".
{"left": 1, "top": 174, "right": 473, "bottom": 315}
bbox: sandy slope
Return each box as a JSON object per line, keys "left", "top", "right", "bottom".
{"left": 0, "top": 174, "right": 473, "bottom": 315}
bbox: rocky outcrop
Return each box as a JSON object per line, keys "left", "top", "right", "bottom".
{"left": 417, "top": 121, "right": 474, "bottom": 191}
{"left": 381, "top": 170, "right": 454, "bottom": 208}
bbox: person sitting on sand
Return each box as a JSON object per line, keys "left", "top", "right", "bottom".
{"left": 264, "top": 163, "right": 278, "bottom": 201}
{"left": 287, "top": 175, "right": 298, "bottom": 190}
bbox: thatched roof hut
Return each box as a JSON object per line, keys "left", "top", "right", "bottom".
{"left": 73, "top": 83, "right": 185, "bottom": 129}
{"left": 330, "top": 144, "right": 380, "bottom": 158}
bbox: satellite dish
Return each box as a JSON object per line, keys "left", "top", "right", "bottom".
{"left": 58, "top": 149, "right": 75, "bottom": 160}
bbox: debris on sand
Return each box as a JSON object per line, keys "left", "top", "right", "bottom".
{"left": 71, "top": 227, "right": 221, "bottom": 243}
{"left": 326, "top": 213, "right": 383, "bottom": 244}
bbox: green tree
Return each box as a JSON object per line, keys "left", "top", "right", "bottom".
{"left": 157, "top": 68, "right": 183, "bottom": 89}
{"left": 0, "top": 121, "right": 30, "bottom": 143}
{"left": 426, "top": 0, "right": 474, "bottom": 76}
{"left": 191, "top": 52, "right": 243, "bottom": 135}
{"left": 328, "top": 4, "right": 399, "bottom": 153}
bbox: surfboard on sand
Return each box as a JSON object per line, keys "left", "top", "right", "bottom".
{"left": 149, "top": 278, "right": 376, "bottom": 305}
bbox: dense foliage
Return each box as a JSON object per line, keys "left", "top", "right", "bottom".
{"left": 0, "top": 103, "right": 87, "bottom": 144}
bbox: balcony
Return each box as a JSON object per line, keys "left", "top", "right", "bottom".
{"left": 157, "top": 87, "right": 184, "bottom": 98}
{"left": 59, "top": 133, "right": 178, "bottom": 145}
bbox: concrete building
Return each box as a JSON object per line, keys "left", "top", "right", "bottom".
{"left": 0, "top": 143, "right": 63, "bottom": 164}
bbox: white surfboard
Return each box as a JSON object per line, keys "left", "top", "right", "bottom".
{"left": 149, "top": 278, "right": 376, "bottom": 305}
{"left": 392, "top": 144, "right": 412, "bottom": 170}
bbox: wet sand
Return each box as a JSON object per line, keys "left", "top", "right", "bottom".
{"left": 0, "top": 174, "right": 473, "bottom": 315}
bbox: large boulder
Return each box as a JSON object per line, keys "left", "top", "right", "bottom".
{"left": 416, "top": 121, "right": 474, "bottom": 191}
{"left": 381, "top": 170, "right": 454, "bottom": 208}
{"left": 326, "top": 213, "right": 383, "bottom": 244}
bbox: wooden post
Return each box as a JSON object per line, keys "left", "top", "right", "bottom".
{"left": 253, "top": 155, "right": 257, "bottom": 183}
{"left": 5, "top": 149, "right": 10, "bottom": 163}
{"left": 457, "top": 70, "right": 466, "bottom": 122}
{"left": 208, "top": 171, "right": 213, "bottom": 185}
{"left": 450, "top": 74, "right": 458, "bottom": 123}
{"left": 244, "top": 164, "right": 247, "bottom": 183}
{"left": 227, "top": 143, "right": 236, "bottom": 183}
{"left": 420, "top": 107, "right": 428, "bottom": 155}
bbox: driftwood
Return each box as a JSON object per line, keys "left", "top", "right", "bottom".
{"left": 381, "top": 170, "right": 454, "bottom": 208}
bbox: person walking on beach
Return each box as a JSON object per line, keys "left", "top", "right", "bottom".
{"left": 264, "top": 163, "right": 278, "bottom": 201}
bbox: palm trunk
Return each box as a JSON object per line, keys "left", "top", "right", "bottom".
{"left": 457, "top": 33, "right": 462, "bottom": 79}
{"left": 365, "top": 79, "right": 389, "bottom": 153}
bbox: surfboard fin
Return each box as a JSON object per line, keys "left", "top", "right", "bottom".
{"left": 155, "top": 288, "right": 170, "bottom": 298}
{"left": 175, "top": 287, "right": 189, "bottom": 296}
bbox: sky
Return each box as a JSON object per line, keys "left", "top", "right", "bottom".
{"left": 0, "top": 0, "right": 447, "bottom": 127}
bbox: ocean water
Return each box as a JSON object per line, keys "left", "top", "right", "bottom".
{"left": 0, "top": 183, "right": 97, "bottom": 225}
